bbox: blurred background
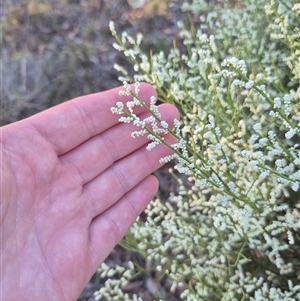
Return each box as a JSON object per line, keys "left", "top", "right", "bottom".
{"left": 1, "top": 1, "right": 184, "bottom": 300}
{"left": 1, "top": 0, "right": 183, "bottom": 126}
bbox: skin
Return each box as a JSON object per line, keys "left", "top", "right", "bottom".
{"left": 0, "top": 83, "right": 179, "bottom": 301}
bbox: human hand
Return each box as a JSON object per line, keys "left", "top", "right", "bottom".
{"left": 0, "top": 84, "right": 179, "bottom": 301}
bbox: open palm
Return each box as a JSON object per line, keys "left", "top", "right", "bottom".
{"left": 1, "top": 84, "right": 178, "bottom": 301}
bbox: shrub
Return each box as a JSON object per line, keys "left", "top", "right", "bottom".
{"left": 94, "top": 0, "right": 300, "bottom": 300}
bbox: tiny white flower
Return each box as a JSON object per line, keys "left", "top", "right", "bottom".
{"left": 109, "top": 21, "right": 116, "bottom": 34}
{"left": 291, "top": 182, "right": 299, "bottom": 191}
{"left": 161, "top": 121, "right": 169, "bottom": 129}
{"left": 245, "top": 80, "right": 254, "bottom": 89}
{"left": 285, "top": 128, "right": 296, "bottom": 139}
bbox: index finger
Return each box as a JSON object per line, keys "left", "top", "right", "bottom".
{"left": 28, "top": 83, "right": 157, "bottom": 155}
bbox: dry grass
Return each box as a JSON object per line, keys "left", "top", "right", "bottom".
{"left": 1, "top": 0, "right": 182, "bottom": 125}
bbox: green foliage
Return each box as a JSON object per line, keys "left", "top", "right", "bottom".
{"left": 95, "top": 0, "right": 300, "bottom": 300}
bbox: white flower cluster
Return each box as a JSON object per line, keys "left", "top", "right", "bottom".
{"left": 265, "top": 1, "right": 300, "bottom": 81}
{"left": 111, "top": 81, "right": 172, "bottom": 151}
{"left": 94, "top": 261, "right": 149, "bottom": 301}
{"left": 111, "top": 82, "right": 194, "bottom": 167}
{"left": 102, "top": 0, "right": 300, "bottom": 300}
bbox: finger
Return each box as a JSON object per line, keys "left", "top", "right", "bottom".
{"left": 82, "top": 134, "right": 177, "bottom": 218}
{"left": 28, "top": 83, "right": 157, "bottom": 155}
{"left": 59, "top": 103, "right": 179, "bottom": 185}
{"left": 88, "top": 175, "right": 158, "bottom": 266}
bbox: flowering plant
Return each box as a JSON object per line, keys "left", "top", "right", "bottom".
{"left": 95, "top": 0, "right": 300, "bottom": 300}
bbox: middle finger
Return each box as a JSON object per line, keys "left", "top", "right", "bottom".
{"left": 59, "top": 104, "right": 179, "bottom": 185}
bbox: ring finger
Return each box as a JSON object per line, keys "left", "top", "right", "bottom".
{"left": 81, "top": 133, "right": 177, "bottom": 219}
